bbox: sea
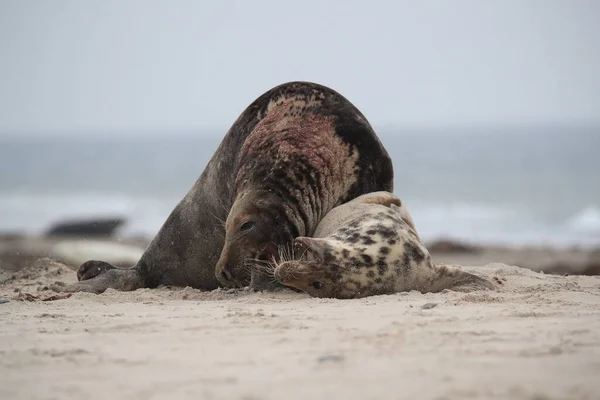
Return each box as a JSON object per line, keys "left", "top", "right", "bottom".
{"left": 1, "top": 125, "right": 599, "bottom": 249}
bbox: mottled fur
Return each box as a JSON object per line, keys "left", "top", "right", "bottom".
{"left": 51, "top": 82, "right": 393, "bottom": 294}
{"left": 273, "top": 192, "right": 495, "bottom": 299}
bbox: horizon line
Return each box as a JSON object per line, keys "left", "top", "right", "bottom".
{"left": 1, "top": 121, "right": 599, "bottom": 138}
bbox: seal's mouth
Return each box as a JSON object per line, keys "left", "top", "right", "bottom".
{"left": 272, "top": 238, "right": 323, "bottom": 285}
{"left": 273, "top": 260, "right": 315, "bottom": 285}
{"left": 218, "top": 242, "right": 281, "bottom": 288}
{"left": 241, "top": 242, "right": 280, "bottom": 284}
{"left": 260, "top": 242, "right": 280, "bottom": 264}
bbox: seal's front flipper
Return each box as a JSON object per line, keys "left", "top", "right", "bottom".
{"left": 429, "top": 264, "right": 496, "bottom": 293}
{"left": 77, "top": 260, "right": 117, "bottom": 281}
{"left": 444, "top": 272, "right": 496, "bottom": 292}
{"left": 50, "top": 268, "right": 144, "bottom": 294}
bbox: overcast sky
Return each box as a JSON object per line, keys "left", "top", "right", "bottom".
{"left": 1, "top": 0, "right": 599, "bottom": 134}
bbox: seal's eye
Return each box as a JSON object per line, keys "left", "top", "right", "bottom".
{"left": 311, "top": 281, "right": 324, "bottom": 290}
{"left": 239, "top": 221, "right": 255, "bottom": 231}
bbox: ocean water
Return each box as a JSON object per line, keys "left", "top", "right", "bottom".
{"left": 1, "top": 126, "right": 599, "bottom": 249}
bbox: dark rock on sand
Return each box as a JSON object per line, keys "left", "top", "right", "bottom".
{"left": 427, "top": 239, "right": 481, "bottom": 254}
{"left": 45, "top": 217, "right": 126, "bottom": 237}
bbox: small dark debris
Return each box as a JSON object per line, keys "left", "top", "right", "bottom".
{"left": 16, "top": 292, "right": 38, "bottom": 301}
{"left": 0, "top": 299, "right": 9, "bottom": 304}
{"left": 14, "top": 292, "right": 72, "bottom": 302}
{"left": 41, "top": 293, "right": 72, "bottom": 301}
{"left": 421, "top": 303, "right": 438, "bottom": 310}
{"left": 317, "top": 354, "right": 345, "bottom": 364}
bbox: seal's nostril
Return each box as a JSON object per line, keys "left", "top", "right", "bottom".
{"left": 221, "top": 267, "right": 234, "bottom": 282}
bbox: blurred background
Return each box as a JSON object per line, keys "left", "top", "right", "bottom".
{"left": 1, "top": 1, "right": 599, "bottom": 253}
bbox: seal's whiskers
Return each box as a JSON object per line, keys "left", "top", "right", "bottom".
{"left": 242, "top": 257, "right": 274, "bottom": 278}
{"left": 209, "top": 211, "right": 227, "bottom": 229}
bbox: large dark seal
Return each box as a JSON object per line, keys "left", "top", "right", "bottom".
{"left": 51, "top": 81, "right": 394, "bottom": 294}
{"left": 272, "top": 192, "right": 495, "bottom": 299}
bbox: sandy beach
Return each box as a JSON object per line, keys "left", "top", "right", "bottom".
{"left": 3, "top": 1, "right": 599, "bottom": 399}
{"left": 1, "top": 238, "right": 600, "bottom": 400}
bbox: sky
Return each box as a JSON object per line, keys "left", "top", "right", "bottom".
{"left": 1, "top": 0, "right": 599, "bottom": 134}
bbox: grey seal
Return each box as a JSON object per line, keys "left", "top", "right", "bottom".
{"left": 272, "top": 192, "right": 495, "bottom": 299}
{"left": 51, "top": 81, "right": 394, "bottom": 294}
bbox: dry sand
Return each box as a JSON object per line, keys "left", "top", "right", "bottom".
{"left": 1, "top": 257, "right": 600, "bottom": 400}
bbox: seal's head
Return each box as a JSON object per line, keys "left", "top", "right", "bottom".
{"left": 215, "top": 189, "right": 294, "bottom": 287}
{"left": 273, "top": 235, "right": 388, "bottom": 299}
{"left": 273, "top": 237, "right": 342, "bottom": 298}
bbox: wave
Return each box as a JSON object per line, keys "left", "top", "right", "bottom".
{"left": 404, "top": 201, "right": 600, "bottom": 249}
{"left": 566, "top": 206, "right": 600, "bottom": 234}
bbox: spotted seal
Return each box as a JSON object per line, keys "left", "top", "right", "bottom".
{"left": 272, "top": 192, "right": 495, "bottom": 299}
{"left": 50, "top": 81, "right": 394, "bottom": 294}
